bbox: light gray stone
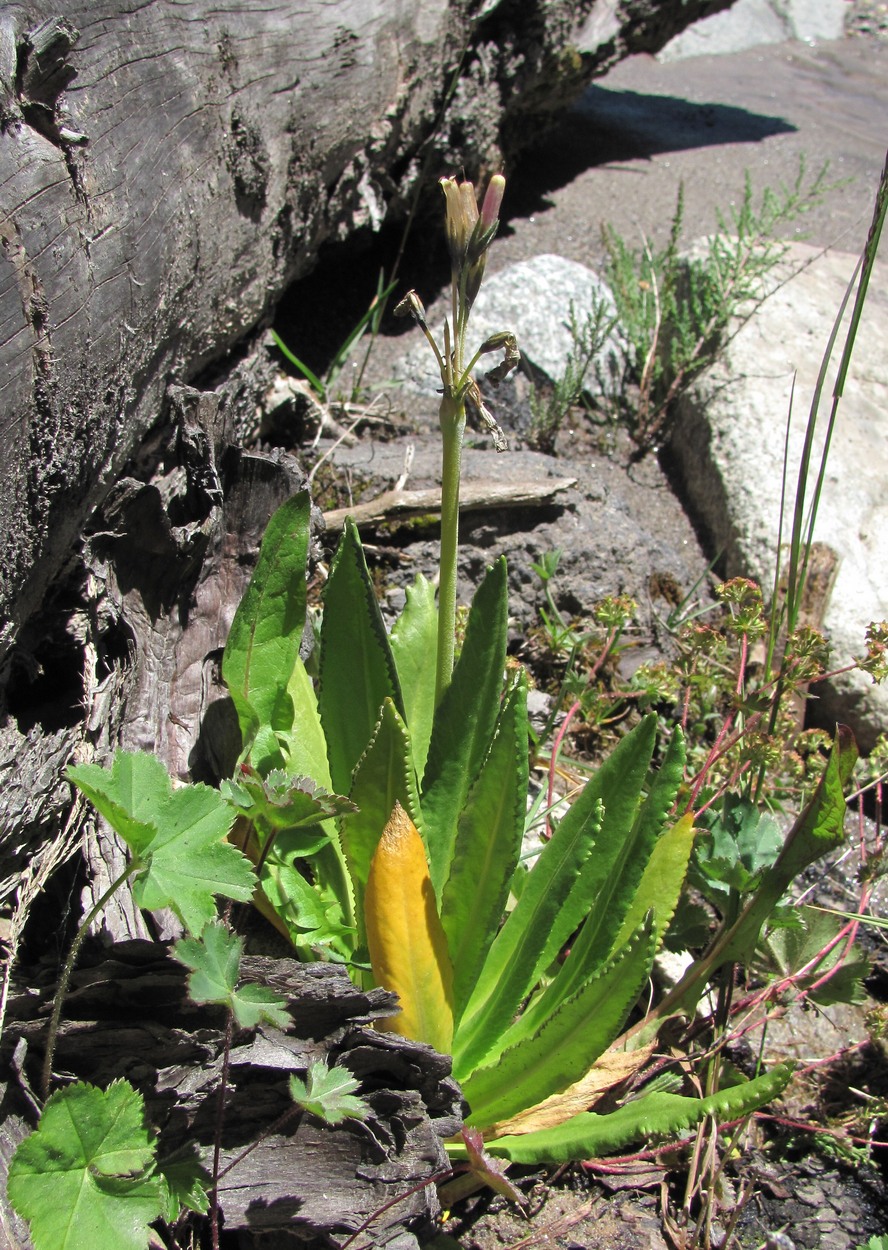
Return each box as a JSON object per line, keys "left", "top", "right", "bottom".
{"left": 394, "top": 254, "right": 621, "bottom": 395}
{"left": 659, "top": 0, "right": 846, "bottom": 59}
{"left": 670, "top": 241, "right": 888, "bottom": 750}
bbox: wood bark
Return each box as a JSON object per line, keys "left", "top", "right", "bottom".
{"left": 321, "top": 475, "right": 578, "bottom": 531}
{"left": 2, "top": 941, "right": 463, "bottom": 1245}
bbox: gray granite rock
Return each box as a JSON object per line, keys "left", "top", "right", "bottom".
{"left": 659, "top": 0, "right": 846, "bottom": 59}
{"left": 669, "top": 241, "right": 888, "bottom": 750}
{"left": 394, "top": 254, "right": 621, "bottom": 396}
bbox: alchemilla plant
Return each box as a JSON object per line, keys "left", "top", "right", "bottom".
{"left": 10, "top": 171, "right": 875, "bottom": 1250}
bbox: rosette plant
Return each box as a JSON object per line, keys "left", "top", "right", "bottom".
{"left": 215, "top": 175, "right": 831, "bottom": 1162}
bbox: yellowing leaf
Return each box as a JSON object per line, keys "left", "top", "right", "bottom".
{"left": 365, "top": 802, "right": 454, "bottom": 1052}
{"left": 486, "top": 1042, "right": 655, "bottom": 1137}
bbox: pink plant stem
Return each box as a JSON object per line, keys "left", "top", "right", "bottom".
{"left": 681, "top": 678, "right": 692, "bottom": 735}
{"left": 685, "top": 713, "right": 762, "bottom": 814}
{"left": 588, "top": 626, "right": 618, "bottom": 684}
{"left": 687, "top": 631, "right": 751, "bottom": 808}
{"left": 546, "top": 699, "right": 582, "bottom": 838}
{"left": 756, "top": 1111, "right": 888, "bottom": 1149}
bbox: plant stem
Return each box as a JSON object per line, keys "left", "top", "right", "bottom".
{"left": 210, "top": 1009, "right": 235, "bottom": 1250}
{"left": 435, "top": 389, "right": 466, "bottom": 704}
{"left": 41, "top": 861, "right": 139, "bottom": 1100}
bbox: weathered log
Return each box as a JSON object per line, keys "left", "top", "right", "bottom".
{"left": 3, "top": 941, "right": 463, "bottom": 1246}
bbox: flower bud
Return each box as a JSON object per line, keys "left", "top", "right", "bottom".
{"left": 462, "top": 255, "right": 488, "bottom": 312}
{"left": 460, "top": 181, "right": 479, "bottom": 230}
{"left": 441, "top": 176, "right": 475, "bottom": 271}
{"left": 394, "top": 289, "right": 429, "bottom": 330}
{"left": 468, "top": 173, "right": 505, "bottom": 264}
{"left": 480, "top": 174, "right": 505, "bottom": 231}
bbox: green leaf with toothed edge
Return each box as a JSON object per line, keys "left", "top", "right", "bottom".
{"left": 460, "top": 919, "right": 657, "bottom": 1127}
{"left": 222, "top": 491, "right": 312, "bottom": 771}
{"left": 289, "top": 1061, "right": 371, "bottom": 1125}
{"left": 448, "top": 1064, "right": 795, "bottom": 1164}
{"left": 173, "top": 920, "right": 290, "bottom": 1029}
{"left": 514, "top": 718, "right": 679, "bottom": 1039}
{"left": 441, "top": 674, "right": 529, "bottom": 1025}
{"left": 8, "top": 1080, "right": 166, "bottom": 1250}
{"left": 389, "top": 573, "right": 438, "bottom": 777}
{"left": 319, "top": 520, "right": 403, "bottom": 796}
{"left": 421, "top": 557, "right": 509, "bottom": 901}
{"left": 67, "top": 751, "right": 253, "bottom": 935}
{"left": 451, "top": 782, "right": 602, "bottom": 1078}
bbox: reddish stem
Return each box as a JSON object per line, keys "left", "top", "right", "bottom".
{"left": 546, "top": 699, "right": 582, "bottom": 838}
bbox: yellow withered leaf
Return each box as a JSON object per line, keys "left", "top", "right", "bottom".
{"left": 486, "top": 1043, "right": 656, "bottom": 1138}
{"left": 365, "top": 802, "right": 454, "bottom": 1053}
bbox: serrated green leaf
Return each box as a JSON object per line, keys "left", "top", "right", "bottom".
{"left": 175, "top": 921, "right": 241, "bottom": 1002}
{"left": 173, "top": 921, "right": 290, "bottom": 1029}
{"left": 319, "top": 521, "right": 403, "bottom": 795}
{"left": 224, "top": 768, "right": 356, "bottom": 831}
{"left": 421, "top": 558, "right": 509, "bottom": 898}
{"left": 68, "top": 752, "right": 253, "bottom": 934}
{"left": 222, "top": 767, "right": 355, "bottom": 867}
{"left": 222, "top": 491, "right": 312, "bottom": 768}
{"left": 449, "top": 1064, "right": 794, "bottom": 1164}
{"left": 389, "top": 573, "right": 438, "bottom": 777}
{"left": 67, "top": 752, "right": 173, "bottom": 855}
{"left": 513, "top": 718, "right": 674, "bottom": 1037}
{"left": 609, "top": 813, "right": 697, "bottom": 955}
{"left": 229, "top": 982, "right": 292, "bottom": 1029}
{"left": 540, "top": 715, "right": 660, "bottom": 981}
{"left": 339, "top": 699, "right": 422, "bottom": 948}
{"left": 453, "top": 785, "right": 603, "bottom": 1077}
{"left": 289, "top": 1061, "right": 370, "bottom": 1124}
{"left": 8, "top": 1081, "right": 165, "bottom": 1250}
{"left": 157, "top": 1145, "right": 210, "bottom": 1219}
{"left": 441, "top": 677, "right": 528, "bottom": 1023}
{"left": 461, "top": 920, "right": 656, "bottom": 1126}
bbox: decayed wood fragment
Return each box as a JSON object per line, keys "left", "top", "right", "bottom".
{"left": 323, "top": 478, "right": 578, "bottom": 531}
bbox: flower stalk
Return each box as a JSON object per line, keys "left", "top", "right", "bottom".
{"left": 396, "top": 173, "right": 518, "bottom": 704}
